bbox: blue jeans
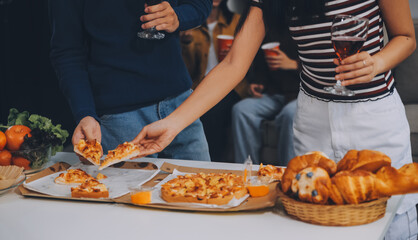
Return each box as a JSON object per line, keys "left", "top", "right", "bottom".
{"left": 100, "top": 90, "right": 210, "bottom": 161}
{"left": 232, "top": 94, "right": 297, "bottom": 165}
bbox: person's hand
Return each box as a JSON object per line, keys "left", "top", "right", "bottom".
{"left": 248, "top": 84, "right": 264, "bottom": 98}
{"left": 265, "top": 49, "right": 298, "bottom": 71}
{"left": 130, "top": 119, "right": 180, "bottom": 158}
{"left": 72, "top": 116, "right": 101, "bottom": 164}
{"left": 334, "top": 51, "right": 378, "bottom": 86}
{"left": 141, "top": 1, "right": 179, "bottom": 33}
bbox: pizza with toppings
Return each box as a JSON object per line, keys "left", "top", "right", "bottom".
{"left": 258, "top": 163, "right": 285, "bottom": 182}
{"left": 71, "top": 178, "right": 109, "bottom": 199}
{"left": 161, "top": 173, "right": 248, "bottom": 205}
{"left": 54, "top": 168, "right": 94, "bottom": 184}
{"left": 99, "top": 142, "right": 141, "bottom": 170}
{"left": 74, "top": 139, "right": 103, "bottom": 166}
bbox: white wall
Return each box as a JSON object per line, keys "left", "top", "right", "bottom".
{"left": 411, "top": 0, "right": 418, "bottom": 19}
{"left": 228, "top": 0, "right": 418, "bottom": 19}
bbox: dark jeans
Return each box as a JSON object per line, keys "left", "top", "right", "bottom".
{"left": 200, "top": 91, "right": 241, "bottom": 162}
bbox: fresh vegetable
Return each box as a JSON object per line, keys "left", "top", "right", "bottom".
{"left": 1, "top": 108, "right": 69, "bottom": 156}
{"left": 0, "top": 108, "right": 69, "bottom": 169}
{"left": 0, "top": 131, "right": 6, "bottom": 150}
{"left": 5, "top": 125, "right": 32, "bottom": 151}
{"left": 0, "top": 150, "right": 12, "bottom": 166}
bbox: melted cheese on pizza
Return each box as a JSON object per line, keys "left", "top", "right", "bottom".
{"left": 162, "top": 173, "right": 246, "bottom": 200}
{"left": 76, "top": 139, "right": 102, "bottom": 164}
{"left": 258, "top": 164, "right": 285, "bottom": 181}
{"left": 106, "top": 142, "right": 139, "bottom": 160}
{"left": 54, "top": 169, "right": 94, "bottom": 184}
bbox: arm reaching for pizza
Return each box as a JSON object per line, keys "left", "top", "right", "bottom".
{"left": 131, "top": 7, "right": 266, "bottom": 158}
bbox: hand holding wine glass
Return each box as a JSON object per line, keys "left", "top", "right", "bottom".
{"left": 324, "top": 15, "right": 369, "bottom": 96}
{"left": 138, "top": 0, "right": 179, "bottom": 40}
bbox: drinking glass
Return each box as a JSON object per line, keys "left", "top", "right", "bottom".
{"left": 324, "top": 15, "right": 369, "bottom": 96}
{"left": 138, "top": 0, "right": 165, "bottom": 40}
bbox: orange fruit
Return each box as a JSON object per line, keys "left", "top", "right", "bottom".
{"left": 131, "top": 191, "right": 152, "bottom": 204}
{"left": 247, "top": 185, "right": 270, "bottom": 197}
{"left": 0, "top": 131, "right": 6, "bottom": 150}
{"left": 5, "top": 125, "right": 32, "bottom": 151}
{"left": 12, "top": 156, "right": 31, "bottom": 170}
{"left": 0, "top": 150, "right": 12, "bottom": 166}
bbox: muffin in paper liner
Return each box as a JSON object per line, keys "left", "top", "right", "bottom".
{"left": 0, "top": 165, "right": 25, "bottom": 189}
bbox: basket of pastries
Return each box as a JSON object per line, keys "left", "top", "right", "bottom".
{"left": 277, "top": 150, "right": 418, "bottom": 226}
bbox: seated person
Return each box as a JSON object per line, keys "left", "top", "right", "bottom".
{"left": 180, "top": 0, "right": 248, "bottom": 162}
{"left": 232, "top": 29, "right": 300, "bottom": 166}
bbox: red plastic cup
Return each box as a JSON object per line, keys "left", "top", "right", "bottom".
{"left": 217, "top": 35, "right": 234, "bottom": 61}
{"left": 261, "top": 42, "right": 280, "bottom": 57}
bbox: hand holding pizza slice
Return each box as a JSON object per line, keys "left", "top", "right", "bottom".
{"left": 74, "top": 139, "right": 103, "bottom": 166}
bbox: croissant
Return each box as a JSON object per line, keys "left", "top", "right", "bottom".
{"left": 282, "top": 151, "right": 337, "bottom": 193}
{"left": 330, "top": 163, "right": 418, "bottom": 205}
{"left": 337, "top": 149, "right": 391, "bottom": 173}
{"left": 329, "top": 170, "right": 385, "bottom": 204}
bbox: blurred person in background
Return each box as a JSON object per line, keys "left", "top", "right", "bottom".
{"left": 49, "top": 0, "right": 212, "bottom": 161}
{"left": 180, "top": 0, "right": 248, "bottom": 162}
{"left": 232, "top": 29, "right": 299, "bottom": 165}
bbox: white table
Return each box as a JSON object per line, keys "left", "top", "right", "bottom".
{"left": 0, "top": 152, "right": 402, "bottom": 240}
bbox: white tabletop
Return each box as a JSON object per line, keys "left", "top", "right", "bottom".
{"left": 0, "top": 152, "right": 402, "bottom": 240}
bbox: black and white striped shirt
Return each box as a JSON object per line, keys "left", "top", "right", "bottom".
{"left": 252, "top": 0, "right": 394, "bottom": 102}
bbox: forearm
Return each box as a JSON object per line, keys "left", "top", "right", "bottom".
{"left": 374, "top": 0, "right": 416, "bottom": 74}
{"left": 373, "top": 36, "right": 416, "bottom": 75}
{"left": 174, "top": 0, "right": 212, "bottom": 31}
{"left": 166, "top": 7, "right": 265, "bottom": 133}
{"left": 49, "top": 0, "right": 98, "bottom": 123}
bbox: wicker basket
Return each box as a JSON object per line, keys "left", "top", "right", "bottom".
{"left": 276, "top": 187, "right": 389, "bottom": 226}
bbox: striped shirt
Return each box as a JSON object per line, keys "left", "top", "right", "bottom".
{"left": 252, "top": 0, "right": 394, "bottom": 102}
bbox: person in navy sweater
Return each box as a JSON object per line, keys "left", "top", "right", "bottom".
{"left": 49, "top": 0, "right": 212, "bottom": 161}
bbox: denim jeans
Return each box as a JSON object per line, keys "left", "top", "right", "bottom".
{"left": 232, "top": 94, "right": 297, "bottom": 165}
{"left": 100, "top": 90, "right": 210, "bottom": 161}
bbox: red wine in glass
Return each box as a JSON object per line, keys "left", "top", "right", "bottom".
{"left": 332, "top": 36, "right": 366, "bottom": 60}
{"left": 138, "top": 0, "right": 165, "bottom": 40}
{"left": 324, "top": 15, "right": 369, "bottom": 96}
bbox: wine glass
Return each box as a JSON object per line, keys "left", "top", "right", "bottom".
{"left": 138, "top": 0, "right": 165, "bottom": 40}
{"left": 324, "top": 15, "right": 369, "bottom": 96}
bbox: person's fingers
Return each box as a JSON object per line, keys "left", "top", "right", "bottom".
{"left": 131, "top": 127, "right": 148, "bottom": 145}
{"left": 341, "top": 75, "right": 371, "bottom": 86}
{"left": 333, "top": 58, "right": 341, "bottom": 66}
{"left": 336, "top": 66, "right": 373, "bottom": 81}
{"left": 144, "top": 1, "right": 167, "bottom": 14}
{"left": 82, "top": 125, "right": 96, "bottom": 142}
{"left": 142, "top": 17, "right": 165, "bottom": 30}
{"left": 336, "top": 58, "right": 373, "bottom": 73}
{"left": 339, "top": 51, "right": 369, "bottom": 65}
{"left": 72, "top": 127, "right": 84, "bottom": 146}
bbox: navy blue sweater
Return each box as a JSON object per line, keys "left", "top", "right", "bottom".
{"left": 49, "top": 0, "right": 212, "bottom": 123}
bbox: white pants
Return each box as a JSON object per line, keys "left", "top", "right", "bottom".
{"left": 293, "top": 89, "right": 417, "bottom": 240}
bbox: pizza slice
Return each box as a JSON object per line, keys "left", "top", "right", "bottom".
{"left": 71, "top": 178, "right": 109, "bottom": 199}
{"left": 54, "top": 168, "right": 94, "bottom": 184}
{"left": 99, "top": 142, "right": 141, "bottom": 170}
{"left": 74, "top": 139, "right": 103, "bottom": 166}
{"left": 257, "top": 163, "right": 285, "bottom": 182}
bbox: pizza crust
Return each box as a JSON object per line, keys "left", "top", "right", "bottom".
{"left": 99, "top": 142, "right": 141, "bottom": 170}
